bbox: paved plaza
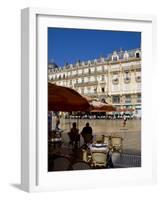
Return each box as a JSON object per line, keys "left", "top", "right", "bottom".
{"left": 60, "top": 119, "right": 141, "bottom": 155}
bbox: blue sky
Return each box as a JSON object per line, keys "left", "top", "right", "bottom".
{"left": 48, "top": 27, "right": 141, "bottom": 66}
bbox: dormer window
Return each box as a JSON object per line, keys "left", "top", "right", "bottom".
{"left": 82, "top": 61, "right": 85, "bottom": 66}
{"left": 112, "top": 51, "right": 119, "bottom": 61}
{"left": 112, "top": 56, "right": 118, "bottom": 61}
{"left": 135, "top": 52, "right": 140, "bottom": 58}
{"left": 124, "top": 51, "right": 129, "bottom": 60}
{"left": 88, "top": 60, "right": 91, "bottom": 65}
{"left": 93, "top": 59, "right": 97, "bottom": 64}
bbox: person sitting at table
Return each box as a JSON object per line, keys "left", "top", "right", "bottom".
{"left": 68, "top": 122, "right": 80, "bottom": 148}
{"left": 81, "top": 122, "right": 93, "bottom": 145}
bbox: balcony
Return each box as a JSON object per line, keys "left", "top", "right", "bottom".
{"left": 74, "top": 81, "right": 98, "bottom": 87}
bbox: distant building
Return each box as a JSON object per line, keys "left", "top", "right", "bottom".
{"left": 48, "top": 48, "right": 141, "bottom": 114}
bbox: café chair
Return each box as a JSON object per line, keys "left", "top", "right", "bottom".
{"left": 71, "top": 161, "right": 91, "bottom": 170}
{"left": 111, "top": 136, "right": 123, "bottom": 153}
{"left": 91, "top": 151, "right": 108, "bottom": 167}
{"left": 95, "top": 135, "right": 103, "bottom": 143}
{"left": 51, "top": 156, "right": 71, "bottom": 171}
{"left": 102, "top": 135, "right": 111, "bottom": 146}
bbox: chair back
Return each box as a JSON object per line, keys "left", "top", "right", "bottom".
{"left": 103, "top": 135, "right": 111, "bottom": 145}
{"left": 91, "top": 152, "right": 107, "bottom": 167}
{"left": 111, "top": 137, "right": 123, "bottom": 152}
{"left": 72, "top": 161, "right": 91, "bottom": 170}
{"left": 95, "top": 135, "right": 103, "bottom": 143}
{"left": 52, "top": 156, "right": 71, "bottom": 171}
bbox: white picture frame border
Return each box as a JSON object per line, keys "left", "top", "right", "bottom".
{"left": 21, "top": 7, "right": 157, "bottom": 192}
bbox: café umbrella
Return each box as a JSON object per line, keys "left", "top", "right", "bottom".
{"left": 90, "top": 101, "right": 116, "bottom": 112}
{"left": 48, "top": 83, "right": 90, "bottom": 112}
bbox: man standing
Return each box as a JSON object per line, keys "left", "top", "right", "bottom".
{"left": 81, "top": 122, "right": 93, "bottom": 144}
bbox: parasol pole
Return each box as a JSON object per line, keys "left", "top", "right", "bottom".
{"left": 69, "top": 112, "right": 71, "bottom": 131}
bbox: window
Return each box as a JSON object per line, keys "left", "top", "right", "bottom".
{"left": 88, "top": 69, "right": 91, "bottom": 74}
{"left": 136, "top": 52, "right": 140, "bottom": 58}
{"left": 101, "top": 75, "right": 105, "bottom": 81}
{"left": 113, "top": 56, "right": 118, "bottom": 61}
{"left": 125, "top": 95, "right": 131, "bottom": 103}
{"left": 124, "top": 72, "right": 130, "bottom": 83}
{"left": 81, "top": 88, "right": 84, "bottom": 94}
{"left": 137, "top": 94, "right": 141, "bottom": 103}
{"left": 101, "top": 87, "right": 105, "bottom": 93}
{"left": 112, "top": 96, "right": 120, "bottom": 104}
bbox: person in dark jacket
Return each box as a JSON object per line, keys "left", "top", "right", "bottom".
{"left": 81, "top": 122, "right": 93, "bottom": 144}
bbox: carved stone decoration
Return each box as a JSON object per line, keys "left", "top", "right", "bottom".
{"left": 124, "top": 77, "right": 131, "bottom": 83}
{"left": 112, "top": 78, "right": 119, "bottom": 84}
{"left": 135, "top": 76, "right": 141, "bottom": 82}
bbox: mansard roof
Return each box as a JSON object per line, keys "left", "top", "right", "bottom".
{"left": 49, "top": 48, "right": 141, "bottom": 71}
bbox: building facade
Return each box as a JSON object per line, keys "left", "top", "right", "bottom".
{"left": 48, "top": 49, "right": 141, "bottom": 115}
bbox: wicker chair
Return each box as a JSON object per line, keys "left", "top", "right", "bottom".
{"left": 95, "top": 135, "right": 103, "bottom": 143}
{"left": 71, "top": 161, "right": 91, "bottom": 170}
{"left": 91, "top": 151, "right": 108, "bottom": 167}
{"left": 111, "top": 136, "right": 123, "bottom": 153}
{"left": 102, "top": 135, "right": 111, "bottom": 146}
{"left": 51, "top": 156, "right": 71, "bottom": 171}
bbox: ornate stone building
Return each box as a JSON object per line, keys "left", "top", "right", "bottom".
{"left": 48, "top": 48, "right": 141, "bottom": 114}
